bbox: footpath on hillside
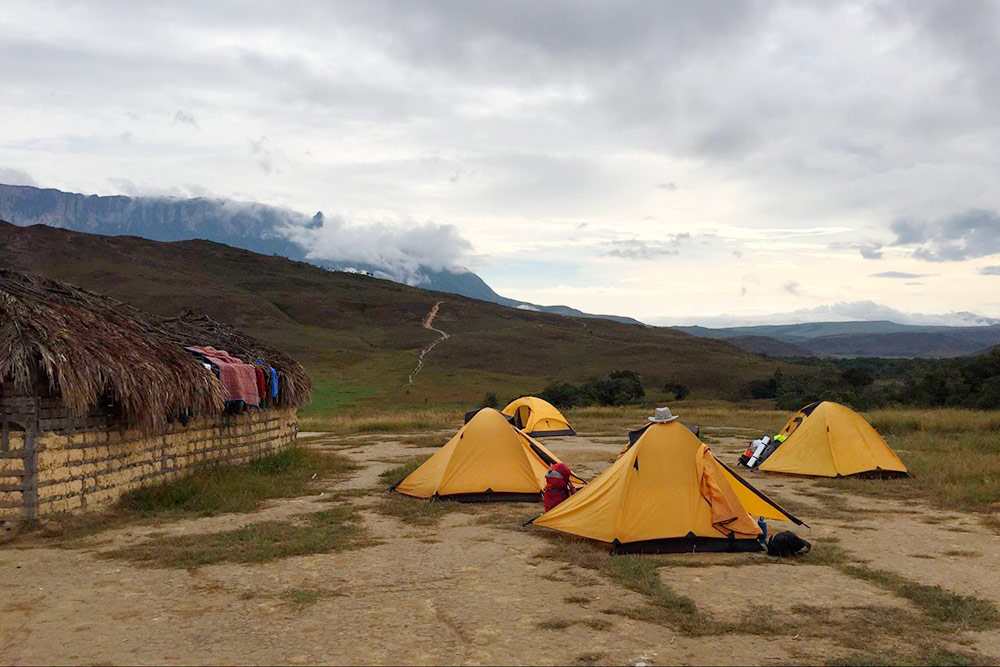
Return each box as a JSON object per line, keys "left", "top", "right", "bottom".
{"left": 407, "top": 301, "right": 449, "bottom": 385}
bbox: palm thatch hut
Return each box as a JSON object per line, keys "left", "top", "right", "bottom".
{"left": 0, "top": 270, "right": 312, "bottom": 519}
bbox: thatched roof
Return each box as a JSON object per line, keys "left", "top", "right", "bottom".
{"left": 0, "top": 269, "right": 311, "bottom": 429}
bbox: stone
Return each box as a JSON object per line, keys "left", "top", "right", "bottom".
{"left": 1, "top": 520, "right": 21, "bottom": 544}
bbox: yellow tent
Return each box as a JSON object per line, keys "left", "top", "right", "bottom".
{"left": 532, "top": 420, "right": 802, "bottom": 553}
{"left": 502, "top": 396, "right": 575, "bottom": 437}
{"left": 393, "top": 408, "right": 582, "bottom": 501}
{"left": 759, "top": 401, "right": 908, "bottom": 478}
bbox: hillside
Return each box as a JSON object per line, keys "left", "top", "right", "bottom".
{"left": 724, "top": 336, "right": 814, "bottom": 358}
{"left": 679, "top": 321, "right": 1000, "bottom": 358}
{"left": 0, "top": 183, "right": 639, "bottom": 324}
{"left": 0, "top": 221, "right": 777, "bottom": 407}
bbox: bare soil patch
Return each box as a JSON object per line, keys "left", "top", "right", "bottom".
{"left": 2, "top": 428, "right": 998, "bottom": 665}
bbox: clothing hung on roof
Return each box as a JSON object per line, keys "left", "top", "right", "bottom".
{"left": 270, "top": 366, "right": 279, "bottom": 399}
{"left": 185, "top": 345, "right": 260, "bottom": 406}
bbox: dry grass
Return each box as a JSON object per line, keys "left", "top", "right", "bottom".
{"left": 299, "top": 408, "right": 461, "bottom": 434}
{"left": 839, "top": 564, "right": 998, "bottom": 631}
{"left": 374, "top": 493, "right": 467, "bottom": 526}
{"left": 104, "top": 505, "right": 376, "bottom": 568}
{"left": 865, "top": 408, "right": 1000, "bottom": 435}
{"left": 818, "top": 430, "right": 1000, "bottom": 516}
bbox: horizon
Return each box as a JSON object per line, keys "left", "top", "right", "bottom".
{"left": 2, "top": 2, "right": 1000, "bottom": 325}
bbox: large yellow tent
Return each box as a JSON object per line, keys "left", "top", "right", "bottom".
{"left": 393, "top": 408, "right": 582, "bottom": 501}
{"left": 532, "top": 420, "right": 802, "bottom": 553}
{"left": 758, "top": 401, "right": 908, "bottom": 478}
{"left": 502, "top": 396, "right": 575, "bottom": 437}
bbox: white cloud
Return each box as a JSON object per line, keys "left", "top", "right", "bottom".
{"left": 1, "top": 1, "right": 999, "bottom": 321}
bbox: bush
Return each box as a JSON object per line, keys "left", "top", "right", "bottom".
{"left": 540, "top": 381, "right": 593, "bottom": 409}
{"left": 663, "top": 383, "right": 690, "bottom": 400}
{"left": 583, "top": 370, "right": 645, "bottom": 407}
{"left": 541, "top": 371, "right": 646, "bottom": 408}
{"left": 480, "top": 392, "right": 499, "bottom": 409}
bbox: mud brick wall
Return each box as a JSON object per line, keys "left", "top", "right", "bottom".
{"left": 0, "top": 395, "right": 298, "bottom": 519}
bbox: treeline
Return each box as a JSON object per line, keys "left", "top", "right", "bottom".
{"left": 535, "top": 371, "right": 689, "bottom": 409}
{"left": 742, "top": 347, "right": 1000, "bottom": 410}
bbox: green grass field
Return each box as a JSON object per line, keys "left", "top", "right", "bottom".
{"left": 2, "top": 223, "right": 786, "bottom": 408}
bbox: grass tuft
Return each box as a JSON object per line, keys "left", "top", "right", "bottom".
{"left": 104, "top": 505, "right": 376, "bottom": 568}
{"left": 572, "top": 652, "right": 607, "bottom": 666}
{"left": 378, "top": 457, "right": 427, "bottom": 488}
{"left": 119, "top": 448, "right": 357, "bottom": 517}
{"left": 375, "top": 493, "right": 466, "bottom": 526}
{"left": 281, "top": 588, "right": 339, "bottom": 607}
{"left": 840, "top": 564, "right": 998, "bottom": 631}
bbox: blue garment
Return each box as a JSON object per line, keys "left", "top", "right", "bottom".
{"left": 270, "top": 367, "right": 279, "bottom": 398}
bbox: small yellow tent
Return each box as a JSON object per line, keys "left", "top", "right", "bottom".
{"left": 393, "top": 408, "right": 582, "bottom": 501}
{"left": 502, "top": 396, "right": 575, "bottom": 437}
{"left": 759, "top": 401, "right": 908, "bottom": 478}
{"left": 532, "top": 420, "right": 802, "bottom": 553}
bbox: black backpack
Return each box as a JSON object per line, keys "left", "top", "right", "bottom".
{"left": 767, "top": 531, "right": 811, "bottom": 557}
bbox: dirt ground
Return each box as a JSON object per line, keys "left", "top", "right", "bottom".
{"left": 1, "top": 429, "right": 998, "bottom": 666}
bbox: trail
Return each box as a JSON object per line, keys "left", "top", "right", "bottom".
{"left": 407, "top": 301, "right": 449, "bottom": 385}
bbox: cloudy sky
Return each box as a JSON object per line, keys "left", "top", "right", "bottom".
{"left": 3, "top": 1, "right": 1000, "bottom": 325}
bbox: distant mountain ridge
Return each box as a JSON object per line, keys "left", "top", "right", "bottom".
{"left": 0, "top": 183, "right": 639, "bottom": 325}
{"left": 678, "top": 321, "right": 1000, "bottom": 359}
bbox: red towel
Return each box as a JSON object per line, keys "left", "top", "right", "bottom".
{"left": 186, "top": 346, "right": 261, "bottom": 406}
{"left": 255, "top": 367, "right": 267, "bottom": 401}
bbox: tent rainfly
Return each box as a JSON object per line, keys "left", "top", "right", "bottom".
{"left": 531, "top": 419, "right": 802, "bottom": 554}
{"left": 502, "top": 396, "right": 575, "bottom": 437}
{"left": 392, "top": 407, "right": 583, "bottom": 502}
{"left": 754, "top": 401, "right": 908, "bottom": 478}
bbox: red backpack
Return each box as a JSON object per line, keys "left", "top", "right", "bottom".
{"left": 543, "top": 463, "right": 576, "bottom": 512}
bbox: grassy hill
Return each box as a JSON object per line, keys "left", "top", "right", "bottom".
{"left": 0, "top": 221, "right": 780, "bottom": 409}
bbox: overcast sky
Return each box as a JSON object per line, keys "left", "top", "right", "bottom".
{"left": 3, "top": 1, "right": 1000, "bottom": 325}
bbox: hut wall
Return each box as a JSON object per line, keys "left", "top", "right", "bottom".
{"left": 0, "top": 395, "right": 298, "bottom": 519}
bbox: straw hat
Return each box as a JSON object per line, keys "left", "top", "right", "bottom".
{"left": 648, "top": 406, "right": 679, "bottom": 423}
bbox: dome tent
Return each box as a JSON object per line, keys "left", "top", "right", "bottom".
{"left": 502, "top": 396, "right": 575, "bottom": 437}
{"left": 392, "top": 408, "right": 583, "bottom": 502}
{"left": 754, "top": 401, "right": 908, "bottom": 478}
{"left": 531, "top": 420, "right": 802, "bottom": 554}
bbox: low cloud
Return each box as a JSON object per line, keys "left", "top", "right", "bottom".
{"left": 0, "top": 166, "right": 36, "bottom": 186}
{"left": 656, "top": 182, "right": 677, "bottom": 191}
{"left": 656, "top": 300, "right": 1000, "bottom": 327}
{"left": 870, "top": 271, "right": 933, "bottom": 279}
{"left": 782, "top": 280, "right": 801, "bottom": 296}
{"left": 605, "top": 233, "right": 690, "bottom": 259}
{"left": 979, "top": 265, "right": 1000, "bottom": 275}
{"left": 889, "top": 209, "right": 1000, "bottom": 261}
{"left": 281, "top": 215, "right": 473, "bottom": 286}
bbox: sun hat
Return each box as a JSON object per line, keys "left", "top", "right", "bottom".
{"left": 648, "top": 406, "right": 679, "bottom": 423}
